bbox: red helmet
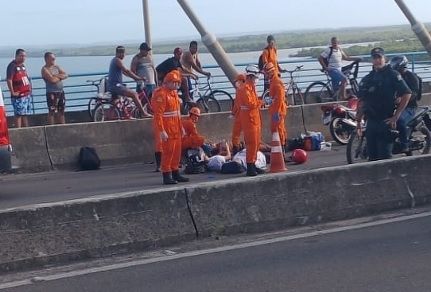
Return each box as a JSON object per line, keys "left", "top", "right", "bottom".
{"left": 292, "top": 149, "right": 307, "bottom": 164}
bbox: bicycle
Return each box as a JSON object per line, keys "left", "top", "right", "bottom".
{"left": 86, "top": 77, "right": 111, "bottom": 119}
{"left": 261, "top": 65, "right": 305, "bottom": 107}
{"left": 180, "top": 77, "right": 232, "bottom": 115}
{"left": 304, "top": 60, "right": 360, "bottom": 104}
{"left": 92, "top": 88, "right": 153, "bottom": 122}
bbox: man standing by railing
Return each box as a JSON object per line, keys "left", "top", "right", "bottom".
{"left": 41, "top": 52, "right": 68, "bottom": 125}
{"left": 6, "top": 49, "right": 32, "bottom": 128}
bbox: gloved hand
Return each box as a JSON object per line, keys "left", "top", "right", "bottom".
{"left": 264, "top": 95, "right": 273, "bottom": 106}
{"left": 160, "top": 131, "right": 168, "bottom": 141}
{"left": 272, "top": 112, "right": 280, "bottom": 123}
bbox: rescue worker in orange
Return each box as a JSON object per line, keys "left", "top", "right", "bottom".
{"left": 264, "top": 62, "right": 288, "bottom": 152}
{"left": 182, "top": 107, "right": 205, "bottom": 150}
{"left": 231, "top": 74, "right": 246, "bottom": 154}
{"left": 152, "top": 70, "right": 189, "bottom": 185}
{"left": 236, "top": 65, "right": 265, "bottom": 176}
{"left": 261, "top": 35, "right": 286, "bottom": 92}
{"left": 151, "top": 91, "right": 163, "bottom": 172}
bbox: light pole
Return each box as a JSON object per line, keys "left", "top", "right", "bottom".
{"left": 177, "top": 0, "right": 238, "bottom": 86}
{"left": 142, "top": 0, "right": 151, "bottom": 48}
{"left": 394, "top": 0, "right": 431, "bottom": 58}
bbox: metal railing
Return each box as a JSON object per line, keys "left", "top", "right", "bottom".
{"left": 1, "top": 51, "right": 430, "bottom": 116}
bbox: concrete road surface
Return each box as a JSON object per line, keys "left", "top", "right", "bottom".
{"left": 2, "top": 208, "right": 431, "bottom": 292}
{"left": 0, "top": 145, "right": 348, "bottom": 210}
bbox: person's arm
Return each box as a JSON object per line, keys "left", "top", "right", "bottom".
{"left": 385, "top": 73, "right": 412, "bottom": 128}
{"left": 41, "top": 66, "right": 61, "bottom": 84}
{"left": 6, "top": 63, "right": 17, "bottom": 96}
{"left": 130, "top": 55, "right": 138, "bottom": 75}
{"left": 57, "top": 66, "right": 68, "bottom": 80}
{"left": 193, "top": 55, "right": 211, "bottom": 77}
{"left": 319, "top": 48, "right": 329, "bottom": 71}
{"left": 341, "top": 50, "right": 361, "bottom": 62}
{"left": 116, "top": 58, "right": 143, "bottom": 81}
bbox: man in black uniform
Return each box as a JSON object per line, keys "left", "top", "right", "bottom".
{"left": 356, "top": 48, "right": 411, "bottom": 161}
{"left": 390, "top": 55, "right": 420, "bottom": 152}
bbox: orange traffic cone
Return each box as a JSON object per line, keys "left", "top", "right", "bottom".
{"left": 270, "top": 132, "right": 287, "bottom": 173}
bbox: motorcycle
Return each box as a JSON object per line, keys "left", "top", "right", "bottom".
{"left": 346, "top": 106, "right": 431, "bottom": 164}
{"left": 320, "top": 97, "right": 358, "bottom": 145}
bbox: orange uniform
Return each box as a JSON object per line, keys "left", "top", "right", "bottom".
{"left": 236, "top": 79, "right": 262, "bottom": 163}
{"left": 231, "top": 97, "right": 242, "bottom": 148}
{"left": 262, "top": 47, "right": 280, "bottom": 76}
{"left": 182, "top": 116, "right": 205, "bottom": 150}
{"left": 269, "top": 74, "right": 287, "bottom": 145}
{"left": 151, "top": 87, "right": 163, "bottom": 153}
{"left": 152, "top": 86, "right": 183, "bottom": 173}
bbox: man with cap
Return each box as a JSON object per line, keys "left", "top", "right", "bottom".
{"left": 156, "top": 48, "right": 195, "bottom": 103}
{"left": 236, "top": 65, "right": 264, "bottom": 176}
{"left": 152, "top": 69, "right": 190, "bottom": 185}
{"left": 319, "top": 36, "right": 361, "bottom": 100}
{"left": 261, "top": 35, "right": 285, "bottom": 92}
{"left": 356, "top": 47, "right": 411, "bottom": 161}
{"left": 131, "top": 42, "right": 157, "bottom": 97}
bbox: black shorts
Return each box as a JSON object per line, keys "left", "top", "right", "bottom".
{"left": 46, "top": 91, "right": 66, "bottom": 112}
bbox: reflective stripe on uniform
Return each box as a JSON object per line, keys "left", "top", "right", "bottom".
{"left": 163, "top": 110, "right": 181, "bottom": 117}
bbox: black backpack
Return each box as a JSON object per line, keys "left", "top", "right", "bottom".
{"left": 322, "top": 47, "right": 334, "bottom": 67}
{"left": 416, "top": 73, "right": 423, "bottom": 101}
{"left": 220, "top": 161, "right": 244, "bottom": 174}
{"left": 184, "top": 149, "right": 206, "bottom": 174}
{"left": 78, "top": 147, "right": 101, "bottom": 170}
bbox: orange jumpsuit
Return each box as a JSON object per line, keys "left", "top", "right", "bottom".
{"left": 236, "top": 79, "right": 261, "bottom": 164}
{"left": 152, "top": 86, "right": 183, "bottom": 173}
{"left": 269, "top": 74, "right": 287, "bottom": 145}
{"left": 262, "top": 47, "right": 280, "bottom": 76}
{"left": 231, "top": 97, "right": 242, "bottom": 148}
{"left": 181, "top": 116, "right": 205, "bottom": 150}
{"left": 151, "top": 87, "right": 163, "bottom": 153}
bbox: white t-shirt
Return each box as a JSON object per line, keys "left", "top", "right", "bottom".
{"left": 207, "top": 155, "right": 227, "bottom": 172}
{"left": 321, "top": 47, "right": 343, "bottom": 70}
{"left": 233, "top": 149, "right": 267, "bottom": 170}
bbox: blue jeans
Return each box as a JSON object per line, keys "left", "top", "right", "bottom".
{"left": 396, "top": 107, "right": 416, "bottom": 149}
{"left": 328, "top": 68, "right": 347, "bottom": 92}
{"left": 365, "top": 119, "right": 393, "bottom": 161}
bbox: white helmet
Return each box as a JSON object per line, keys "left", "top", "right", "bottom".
{"left": 245, "top": 64, "right": 260, "bottom": 77}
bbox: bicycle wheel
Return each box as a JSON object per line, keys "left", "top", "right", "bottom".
{"left": 211, "top": 90, "right": 233, "bottom": 112}
{"left": 291, "top": 86, "right": 305, "bottom": 105}
{"left": 304, "top": 82, "right": 333, "bottom": 104}
{"left": 197, "top": 95, "right": 221, "bottom": 113}
{"left": 346, "top": 130, "right": 368, "bottom": 164}
{"left": 87, "top": 97, "right": 98, "bottom": 119}
{"left": 93, "top": 103, "right": 120, "bottom": 122}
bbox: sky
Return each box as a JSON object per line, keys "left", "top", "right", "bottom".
{"left": 1, "top": 0, "right": 430, "bottom": 48}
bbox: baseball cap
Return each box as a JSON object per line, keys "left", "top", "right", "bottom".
{"left": 139, "top": 42, "right": 151, "bottom": 51}
{"left": 371, "top": 47, "right": 385, "bottom": 57}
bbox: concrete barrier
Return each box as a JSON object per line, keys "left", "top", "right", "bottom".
{"left": 44, "top": 119, "right": 154, "bottom": 169}
{"left": 7, "top": 92, "right": 431, "bottom": 173}
{"left": 186, "top": 155, "right": 431, "bottom": 237}
{"left": 0, "top": 187, "right": 195, "bottom": 272}
{"left": 1, "top": 155, "right": 431, "bottom": 272}
{"left": 8, "top": 126, "right": 52, "bottom": 172}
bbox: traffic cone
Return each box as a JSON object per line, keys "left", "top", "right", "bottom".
{"left": 270, "top": 132, "right": 287, "bottom": 173}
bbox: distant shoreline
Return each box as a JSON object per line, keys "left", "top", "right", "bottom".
{"left": 0, "top": 23, "right": 429, "bottom": 58}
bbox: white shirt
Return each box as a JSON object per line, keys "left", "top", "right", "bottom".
{"left": 321, "top": 47, "right": 343, "bottom": 70}
{"left": 207, "top": 155, "right": 227, "bottom": 172}
{"left": 233, "top": 149, "right": 267, "bottom": 170}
